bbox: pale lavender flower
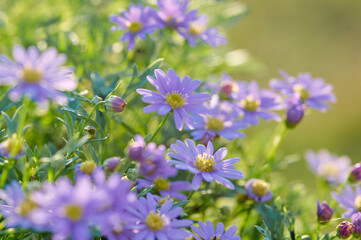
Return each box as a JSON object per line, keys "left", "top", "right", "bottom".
{"left": 110, "top": 4, "right": 158, "bottom": 50}
{"left": 169, "top": 139, "right": 243, "bottom": 190}
{"left": 191, "top": 221, "right": 241, "bottom": 240}
{"left": 0, "top": 181, "right": 48, "bottom": 230}
{"left": 233, "top": 81, "right": 283, "bottom": 125}
{"left": 305, "top": 150, "right": 350, "bottom": 184}
{"left": 136, "top": 178, "right": 191, "bottom": 201}
{"left": 155, "top": 0, "right": 198, "bottom": 34}
{"left": 246, "top": 179, "right": 272, "bottom": 202}
{"left": 332, "top": 185, "right": 361, "bottom": 218}
{"left": 126, "top": 193, "right": 192, "bottom": 240}
{"left": 0, "top": 45, "right": 77, "bottom": 107}
{"left": 191, "top": 95, "right": 249, "bottom": 141}
{"left": 137, "top": 69, "right": 210, "bottom": 131}
{"left": 181, "top": 15, "right": 227, "bottom": 48}
{"left": 270, "top": 70, "right": 336, "bottom": 112}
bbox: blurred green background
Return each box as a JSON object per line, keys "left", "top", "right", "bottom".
{"left": 228, "top": 0, "right": 361, "bottom": 188}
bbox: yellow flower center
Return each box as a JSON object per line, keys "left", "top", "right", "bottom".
{"left": 64, "top": 204, "right": 83, "bottom": 221}
{"left": 112, "top": 226, "right": 123, "bottom": 234}
{"left": 355, "top": 196, "right": 361, "bottom": 211}
{"left": 194, "top": 153, "right": 216, "bottom": 172}
{"left": 17, "top": 199, "right": 38, "bottom": 217}
{"left": 128, "top": 22, "right": 142, "bottom": 33}
{"left": 165, "top": 93, "right": 185, "bottom": 109}
{"left": 206, "top": 118, "right": 224, "bottom": 131}
{"left": 3, "top": 134, "right": 23, "bottom": 156}
{"left": 251, "top": 180, "right": 270, "bottom": 197}
{"left": 145, "top": 211, "right": 165, "bottom": 231}
{"left": 293, "top": 84, "right": 309, "bottom": 100}
{"left": 79, "top": 160, "right": 97, "bottom": 175}
{"left": 241, "top": 95, "right": 260, "bottom": 111}
{"left": 319, "top": 164, "right": 340, "bottom": 178}
{"left": 154, "top": 177, "right": 170, "bottom": 191}
{"left": 189, "top": 24, "right": 205, "bottom": 35}
{"left": 21, "top": 67, "right": 43, "bottom": 83}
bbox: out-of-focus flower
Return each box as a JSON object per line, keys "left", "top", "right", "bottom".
{"left": 0, "top": 181, "right": 48, "bottom": 230}
{"left": 104, "top": 157, "right": 121, "bottom": 172}
{"left": 332, "top": 185, "right": 361, "bottom": 218}
{"left": 191, "top": 95, "right": 249, "bottom": 141}
{"left": 181, "top": 15, "right": 227, "bottom": 48}
{"left": 350, "top": 162, "right": 361, "bottom": 182}
{"left": 137, "top": 177, "right": 191, "bottom": 200}
{"left": 106, "top": 96, "right": 127, "bottom": 112}
{"left": 127, "top": 193, "right": 192, "bottom": 240}
{"left": 245, "top": 179, "right": 272, "bottom": 202}
{"left": 285, "top": 96, "right": 306, "bottom": 128}
{"left": 128, "top": 135, "right": 177, "bottom": 180}
{"left": 305, "top": 150, "right": 350, "bottom": 184}
{"left": 0, "top": 134, "right": 25, "bottom": 159}
{"left": 110, "top": 4, "right": 158, "bottom": 50}
{"left": 74, "top": 160, "right": 103, "bottom": 179}
{"left": 205, "top": 73, "right": 240, "bottom": 100}
{"left": 137, "top": 69, "right": 210, "bottom": 131}
{"left": 270, "top": 71, "right": 336, "bottom": 112}
{"left": 317, "top": 199, "right": 333, "bottom": 223}
{"left": 155, "top": 0, "right": 198, "bottom": 34}
{"left": 352, "top": 212, "right": 361, "bottom": 238}
{"left": 0, "top": 45, "right": 77, "bottom": 107}
{"left": 233, "top": 81, "right": 282, "bottom": 125}
{"left": 336, "top": 221, "right": 354, "bottom": 239}
{"left": 169, "top": 139, "right": 243, "bottom": 190}
{"left": 191, "top": 220, "right": 240, "bottom": 240}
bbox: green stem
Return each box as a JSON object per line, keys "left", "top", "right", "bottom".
{"left": 187, "top": 190, "right": 195, "bottom": 201}
{"left": 266, "top": 123, "right": 289, "bottom": 164}
{"left": 101, "top": 112, "right": 111, "bottom": 163}
{"left": 240, "top": 207, "right": 253, "bottom": 237}
{"left": 17, "top": 97, "right": 31, "bottom": 136}
{"left": 79, "top": 101, "right": 105, "bottom": 137}
{"left": 146, "top": 112, "right": 170, "bottom": 143}
{"left": 0, "top": 165, "right": 9, "bottom": 188}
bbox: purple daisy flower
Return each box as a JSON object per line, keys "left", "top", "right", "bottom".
{"left": 191, "top": 95, "right": 249, "bottom": 141}
{"left": 246, "top": 178, "right": 272, "bottom": 202}
{"left": 155, "top": 0, "right": 198, "bottom": 34}
{"left": 233, "top": 80, "right": 283, "bottom": 125}
{"left": 110, "top": 4, "right": 158, "bottom": 50}
{"left": 0, "top": 181, "right": 49, "bottom": 230}
{"left": 126, "top": 193, "right": 192, "bottom": 240}
{"left": 0, "top": 134, "right": 25, "bottom": 159}
{"left": 137, "top": 178, "right": 191, "bottom": 201}
{"left": 305, "top": 149, "right": 350, "bottom": 184}
{"left": 270, "top": 70, "right": 336, "bottom": 112}
{"left": 332, "top": 184, "right": 361, "bottom": 218}
{"left": 191, "top": 221, "right": 240, "bottom": 240}
{"left": 181, "top": 15, "right": 227, "bottom": 48}
{"left": 169, "top": 139, "right": 244, "bottom": 190}
{"left": 136, "top": 69, "right": 211, "bottom": 131}
{"left": 0, "top": 45, "right": 77, "bottom": 107}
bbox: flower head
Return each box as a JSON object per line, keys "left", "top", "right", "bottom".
{"left": 155, "top": 0, "right": 198, "bottom": 33}
{"left": 270, "top": 70, "right": 336, "bottom": 112}
{"left": 74, "top": 160, "right": 103, "bottom": 179}
{"left": 0, "top": 134, "right": 25, "bottom": 159}
{"left": 191, "top": 221, "right": 240, "bottom": 240}
{"left": 137, "top": 69, "right": 211, "bottom": 130}
{"left": 181, "top": 15, "right": 227, "bottom": 48}
{"left": 106, "top": 96, "right": 127, "bottom": 112}
{"left": 317, "top": 199, "right": 333, "bottom": 223}
{"left": 191, "top": 95, "right": 249, "bottom": 141}
{"left": 350, "top": 162, "right": 361, "bottom": 182}
{"left": 246, "top": 179, "right": 272, "bottom": 202}
{"left": 110, "top": 4, "right": 158, "bottom": 50}
{"left": 336, "top": 221, "right": 354, "bottom": 239}
{"left": 0, "top": 45, "right": 77, "bottom": 107}
{"left": 233, "top": 81, "right": 282, "bottom": 125}
{"left": 305, "top": 150, "right": 350, "bottom": 184}
{"left": 332, "top": 185, "right": 361, "bottom": 218}
{"left": 169, "top": 139, "right": 243, "bottom": 190}
{"left": 127, "top": 193, "right": 192, "bottom": 240}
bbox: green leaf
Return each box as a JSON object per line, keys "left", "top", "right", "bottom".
{"left": 137, "top": 185, "right": 154, "bottom": 198}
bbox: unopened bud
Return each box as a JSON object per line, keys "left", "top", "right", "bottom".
{"left": 336, "top": 221, "right": 355, "bottom": 239}
{"left": 317, "top": 199, "right": 333, "bottom": 223}
{"left": 106, "top": 96, "right": 127, "bottom": 113}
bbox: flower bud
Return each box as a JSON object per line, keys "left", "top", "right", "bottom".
{"left": 352, "top": 213, "right": 361, "bottom": 237}
{"left": 200, "top": 132, "right": 215, "bottom": 146}
{"left": 106, "top": 96, "right": 127, "bottom": 113}
{"left": 104, "top": 157, "right": 121, "bottom": 172}
{"left": 336, "top": 221, "right": 355, "bottom": 239}
{"left": 128, "top": 136, "right": 145, "bottom": 161}
{"left": 285, "top": 100, "right": 305, "bottom": 128}
{"left": 350, "top": 163, "right": 361, "bottom": 182}
{"left": 317, "top": 199, "right": 333, "bottom": 223}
